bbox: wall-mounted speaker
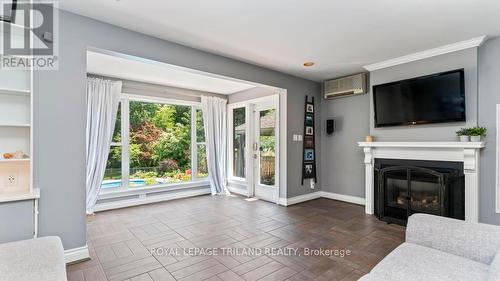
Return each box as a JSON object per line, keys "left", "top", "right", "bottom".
{"left": 326, "top": 119, "right": 335, "bottom": 135}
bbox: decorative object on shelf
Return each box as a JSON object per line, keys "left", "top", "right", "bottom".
{"left": 469, "top": 126, "right": 487, "bottom": 142}
{"left": 302, "top": 96, "right": 317, "bottom": 185}
{"left": 2, "top": 150, "right": 28, "bottom": 160}
{"left": 2, "top": 152, "right": 14, "bottom": 159}
{"left": 456, "top": 126, "right": 487, "bottom": 142}
{"left": 456, "top": 128, "right": 470, "bottom": 142}
{"left": 365, "top": 135, "right": 374, "bottom": 142}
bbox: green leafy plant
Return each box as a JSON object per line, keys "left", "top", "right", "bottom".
{"left": 467, "top": 126, "right": 487, "bottom": 137}
{"left": 144, "top": 177, "right": 157, "bottom": 185}
{"left": 456, "top": 128, "right": 469, "bottom": 136}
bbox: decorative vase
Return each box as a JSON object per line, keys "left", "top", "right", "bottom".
{"left": 470, "top": 135, "right": 482, "bottom": 142}
{"left": 459, "top": 135, "right": 470, "bottom": 142}
{"left": 365, "top": 135, "right": 374, "bottom": 142}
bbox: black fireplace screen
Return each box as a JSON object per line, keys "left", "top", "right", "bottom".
{"left": 374, "top": 159, "right": 464, "bottom": 225}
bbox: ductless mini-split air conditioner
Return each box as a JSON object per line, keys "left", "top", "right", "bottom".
{"left": 324, "top": 73, "right": 367, "bottom": 99}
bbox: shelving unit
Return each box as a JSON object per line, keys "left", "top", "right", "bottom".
{"left": 0, "top": 21, "right": 38, "bottom": 240}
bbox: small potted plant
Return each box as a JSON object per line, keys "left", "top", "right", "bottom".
{"left": 468, "top": 126, "right": 487, "bottom": 142}
{"left": 456, "top": 128, "right": 470, "bottom": 142}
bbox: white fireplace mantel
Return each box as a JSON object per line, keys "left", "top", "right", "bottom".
{"left": 358, "top": 141, "right": 486, "bottom": 223}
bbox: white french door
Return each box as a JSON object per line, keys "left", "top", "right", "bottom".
{"left": 251, "top": 100, "right": 279, "bottom": 203}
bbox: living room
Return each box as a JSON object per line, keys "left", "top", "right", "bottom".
{"left": 1, "top": 1, "right": 500, "bottom": 281}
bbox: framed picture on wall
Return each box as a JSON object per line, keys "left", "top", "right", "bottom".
{"left": 304, "top": 163, "right": 315, "bottom": 177}
{"left": 306, "top": 104, "right": 314, "bottom": 113}
{"left": 304, "top": 136, "right": 314, "bottom": 148}
{"left": 305, "top": 126, "right": 313, "bottom": 135}
{"left": 305, "top": 114, "right": 314, "bottom": 126}
{"left": 304, "top": 149, "right": 314, "bottom": 161}
{"left": 0, "top": 0, "right": 16, "bottom": 23}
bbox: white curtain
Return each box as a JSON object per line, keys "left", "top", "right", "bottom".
{"left": 201, "top": 96, "right": 228, "bottom": 195}
{"left": 85, "top": 78, "right": 122, "bottom": 214}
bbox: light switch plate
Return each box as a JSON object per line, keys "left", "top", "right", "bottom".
{"left": 298, "top": 135, "right": 303, "bottom": 141}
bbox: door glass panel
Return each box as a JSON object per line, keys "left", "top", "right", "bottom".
{"left": 233, "top": 107, "right": 246, "bottom": 178}
{"left": 259, "top": 109, "right": 276, "bottom": 186}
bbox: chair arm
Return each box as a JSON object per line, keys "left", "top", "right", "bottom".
{"left": 406, "top": 214, "right": 500, "bottom": 265}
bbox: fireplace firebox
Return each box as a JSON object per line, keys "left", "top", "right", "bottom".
{"left": 374, "top": 159, "right": 465, "bottom": 225}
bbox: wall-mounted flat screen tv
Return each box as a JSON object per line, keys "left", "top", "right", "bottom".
{"left": 373, "top": 69, "right": 465, "bottom": 128}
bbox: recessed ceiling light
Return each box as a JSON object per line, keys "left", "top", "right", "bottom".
{"left": 303, "top": 62, "right": 315, "bottom": 67}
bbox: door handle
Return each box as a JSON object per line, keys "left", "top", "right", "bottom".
{"left": 253, "top": 142, "right": 258, "bottom": 151}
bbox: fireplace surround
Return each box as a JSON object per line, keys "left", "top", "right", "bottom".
{"left": 359, "top": 142, "right": 485, "bottom": 223}
{"left": 374, "top": 158, "right": 464, "bottom": 225}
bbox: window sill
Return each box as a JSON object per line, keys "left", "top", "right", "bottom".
{"left": 228, "top": 177, "right": 247, "bottom": 184}
{"left": 98, "top": 180, "right": 210, "bottom": 200}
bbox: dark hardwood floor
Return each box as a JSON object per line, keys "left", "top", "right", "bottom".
{"left": 67, "top": 195, "right": 405, "bottom": 281}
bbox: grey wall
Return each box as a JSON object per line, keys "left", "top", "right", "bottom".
{"left": 369, "top": 48, "right": 478, "bottom": 141}
{"left": 0, "top": 201, "right": 34, "bottom": 243}
{"left": 33, "top": 9, "right": 319, "bottom": 249}
{"left": 478, "top": 37, "right": 500, "bottom": 225}
{"left": 320, "top": 94, "right": 369, "bottom": 197}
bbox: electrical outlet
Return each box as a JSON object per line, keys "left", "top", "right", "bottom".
{"left": 310, "top": 179, "right": 315, "bottom": 189}
{"left": 5, "top": 173, "right": 18, "bottom": 186}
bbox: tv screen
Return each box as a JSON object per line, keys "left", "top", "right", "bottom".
{"left": 373, "top": 69, "right": 465, "bottom": 128}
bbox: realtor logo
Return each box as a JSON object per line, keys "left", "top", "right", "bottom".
{"left": 1, "top": 1, "right": 59, "bottom": 70}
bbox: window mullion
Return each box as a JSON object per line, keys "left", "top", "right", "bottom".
{"left": 121, "top": 98, "right": 130, "bottom": 188}
{"left": 191, "top": 106, "right": 197, "bottom": 181}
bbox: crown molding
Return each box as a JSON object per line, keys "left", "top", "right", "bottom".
{"left": 364, "top": 36, "right": 487, "bottom": 72}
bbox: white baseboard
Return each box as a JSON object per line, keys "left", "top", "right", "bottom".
{"left": 95, "top": 188, "right": 211, "bottom": 212}
{"left": 227, "top": 185, "right": 248, "bottom": 197}
{"left": 65, "top": 245, "right": 90, "bottom": 264}
{"left": 277, "top": 197, "right": 288, "bottom": 206}
{"left": 280, "top": 191, "right": 365, "bottom": 206}
{"left": 320, "top": 191, "right": 366, "bottom": 206}
{"left": 279, "top": 192, "right": 322, "bottom": 206}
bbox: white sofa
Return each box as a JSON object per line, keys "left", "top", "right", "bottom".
{"left": 0, "top": 236, "right": 67, "bottom": 281}
{"left": 360, "top": 214, "right": 500, "bottom": 281}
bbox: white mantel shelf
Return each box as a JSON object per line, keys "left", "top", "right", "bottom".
{"left": 358, "top": 141, "right": 486, "bottom": 149}
{"left": 358, "top": 141, "right": 485, "bottom": 223}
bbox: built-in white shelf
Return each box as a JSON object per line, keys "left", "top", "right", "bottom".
{"left": 0, "top": 88, "right": 30, "bottom": 96}
{"left": 0, "top": 188, "right": 39, "bottom": 203}
{"left": 0, "top": 158, "right": 30, "bottom": 163}
{"left": 0, "top": 123, "right": 30, "bottom": 128}
{"left": 358, "top": 141, "right": 486, "bottom": 149}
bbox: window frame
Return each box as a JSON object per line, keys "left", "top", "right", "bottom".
{"left": 100, "top": 93, "right": 209, "bottom": 195}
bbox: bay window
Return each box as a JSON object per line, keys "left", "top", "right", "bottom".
{"left": 101, "top": 95, "right": 208, "bottom": 192}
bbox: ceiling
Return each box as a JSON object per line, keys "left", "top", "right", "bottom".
{"left": 62, "top": 0, "right": 500, "bottom": 81}
{"left": 87, "top": 51, "right": 256, "bottom": 95}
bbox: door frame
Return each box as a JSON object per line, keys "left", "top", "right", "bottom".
{"left": 252, "top": 97, "right": 279, "bottom": 202}
{"left": 227, "top": 90, "right": 287, "bottom": 204}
